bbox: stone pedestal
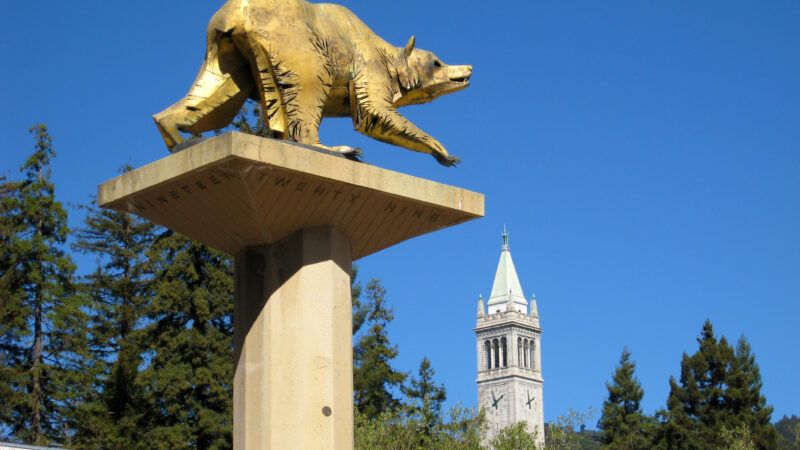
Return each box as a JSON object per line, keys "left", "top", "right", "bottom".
{"left": 98, "top": 132, "right": 484, "bottom": 449}
{"left": 234, "top": 227, "right": 353, "bottom": 449}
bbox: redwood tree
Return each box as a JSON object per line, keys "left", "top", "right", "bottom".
{"left": 69, "top": 186, "right": 159, "bottom": 448}
{"left": 0, "top": 125, "right": 83, "bottom": 445}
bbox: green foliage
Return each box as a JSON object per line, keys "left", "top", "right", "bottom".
{"left": 69, "top": 183, "right": 159, "bottom": 448}
{"left": 355, "top": 410, "right": 421, "bottom": 449}
{"left": 656, "top": 320, "right": 776, "bottom": 450}
{"left": 545, "top": 408, "right": 598, "bottom": 450}
{"left": 135, "top": 232, "right": 234, "bottom": 449}
{"left": 355, "top": 405, "right": 484, "bottom": 450}
{"left": 774, "top": 415, "right": 800, "bottom": 449}
{"left": 441, "top": 405, "right": 486, "bottom": 449}
{"left": 492, "top": 421, "right": 539, "bottom": 450}
{"left": 402, "top": 357, "right": 448, "bottom": 438}
{"left": 353, "top": 279, "right": 407, "bottom": 419}
{"left": 721, "top": 425, "right": 757, "bottom": 450}
{"left": 598, "top": 349, "right": 650, "bottom": 449}
{"left": 573, "top": 430, "right": 603, "bottom": 450}
{"left": 0, "top": 125, "right": 83, "bottom": 446}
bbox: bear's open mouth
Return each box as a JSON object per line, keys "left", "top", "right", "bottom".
{"left": 451, "top": 76, "right": 470, "bottom": 83}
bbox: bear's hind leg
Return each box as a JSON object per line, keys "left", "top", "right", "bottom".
{"left": 153, "top": 36, "right": 253, "bottom": 151}
{"left": 233, "top": 36, "right": 361, "bottom": 159}
{"left": 232, "top": 34, "right": 288, "bottom": 138}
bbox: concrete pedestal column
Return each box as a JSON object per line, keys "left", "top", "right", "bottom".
{"left": 233, "top": 226, "right": 353, "bottom": 450}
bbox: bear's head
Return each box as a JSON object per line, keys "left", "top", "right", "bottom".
{"left": 392, "top": 36, "right": 472, "bottom": 107}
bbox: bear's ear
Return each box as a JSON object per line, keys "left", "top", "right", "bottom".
{"left": 402, "top": 35, "right": 416, "bottom": 58}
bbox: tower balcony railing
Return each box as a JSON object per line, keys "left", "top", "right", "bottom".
{"left": 478, "top": 364, "right": 540, "bottom": 378}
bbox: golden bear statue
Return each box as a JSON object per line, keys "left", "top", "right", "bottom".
{"left": 153, "top": 0, "right": 472, "bottom": 166}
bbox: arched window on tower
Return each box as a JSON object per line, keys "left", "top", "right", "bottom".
{"left": 523, "top": 339, "right": 529, "bottom": 368}
{"left": 501, "top": 337, "right": 507, "bottom": 367}
{"left": 530, "top": 339, "right": 536, "bottom": 370}
{"left": 493, "top": 339, "right": 500, "bottom": 369}
{"left": 484, "top": 340, "right": 491, "bottom": 370}
{"left": 517, "top": 337, "right": 522, "bottom": 368}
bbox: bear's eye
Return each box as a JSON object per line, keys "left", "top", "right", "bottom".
{"left": 433, "top": 60, "right": 442, "bottom": 68}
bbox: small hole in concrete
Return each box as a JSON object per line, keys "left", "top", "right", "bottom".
{"left": 322, "top": 406, "right": 332, "bottom": 417}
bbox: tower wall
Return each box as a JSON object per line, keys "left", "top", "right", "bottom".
{"left": 476, "top": 312, "right": 544, "bottom": 447}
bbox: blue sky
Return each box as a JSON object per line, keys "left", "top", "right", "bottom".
{"left": 3, "top": 1, "right": 798, "bottom": 424}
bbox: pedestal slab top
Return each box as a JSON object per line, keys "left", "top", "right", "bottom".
{"left": 98, "top": 133, "right": 484, "bottom": 259}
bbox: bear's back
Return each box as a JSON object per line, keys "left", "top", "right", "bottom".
{"left": 210, "top": 0, "right": 309, "bottom": 35}
{"left": 210, "top": 0, "right": 381, "bottom": 49}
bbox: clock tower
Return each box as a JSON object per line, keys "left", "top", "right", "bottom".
{"left": 476, "top": 230, "right": 544, "bottom": 447}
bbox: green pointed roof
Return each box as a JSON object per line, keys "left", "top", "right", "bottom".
{"left": 487, "top": 229, "right": 528, "bottom": 313}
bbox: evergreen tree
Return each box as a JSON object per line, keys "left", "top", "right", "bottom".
{"left": 656, "top": 320, "right": 775, "bottom": 450}
{"left": 401, "top": 357, "right": 447, "bottom": 437}
{"left": 658, "top": 320, "right": 735, "bottom": 448}
{"left": 135, "top": 232, "right": 233, "bottom": 449}
{"left": 351, "top": 265, "right": 369, "bottom": 336}
{"left": 69, "top": 186, "right": 159, "bottom": 448}
{"left": 353, "top": 279, "right": 406, "bottom": 419}
{"left": 0, "top": 174, "right": 13, "bottom": 431}
{"left": 598, "top": 348, "right": 650, "bottom": 449}
{"left": 726, "top": 337, "right": 776, "bottom": 449}
{"left": 0, "top": 125, "right": 83, "bottom": 445}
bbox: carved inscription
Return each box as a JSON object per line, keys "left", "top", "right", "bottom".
{"left": 128, "top": 168, "right": 443, "bottom": 224}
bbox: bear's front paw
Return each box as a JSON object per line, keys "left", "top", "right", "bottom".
{"left": 344, "top": 149, "right": 364, "bottom": 162}
{"left": 434, "top": 152, "right": 461, "bottom": 167}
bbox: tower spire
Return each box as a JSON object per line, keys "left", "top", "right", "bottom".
{"left": 477, "top": 295, "right": 486, "bottom": 318}
{"left": 487, "top": 227, "right": 527, "bottom": 313}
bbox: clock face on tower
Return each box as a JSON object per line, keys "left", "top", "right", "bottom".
{"left": 491, "top": 390, "right": 505, "bottom": 409}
